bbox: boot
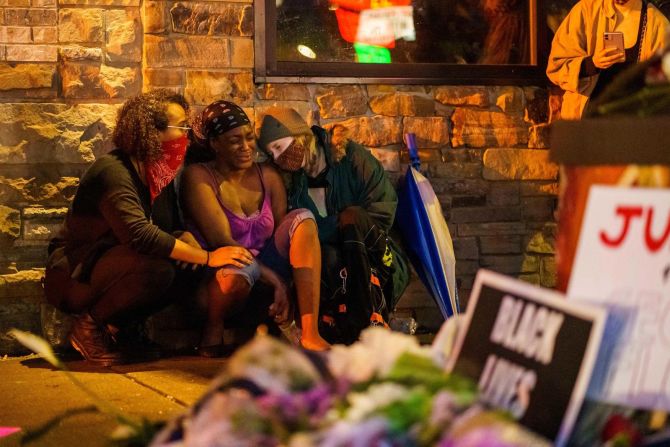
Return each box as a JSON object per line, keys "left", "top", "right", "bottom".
{"left": 70, "top": 313, "right": 125, "bottom": 366}
{"left": 110, "top": 322, "right": 163, "bottom": 362}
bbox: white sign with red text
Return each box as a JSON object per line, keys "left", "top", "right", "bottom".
{"left": 568, "top": 186, "right": 670, "bottom": 410}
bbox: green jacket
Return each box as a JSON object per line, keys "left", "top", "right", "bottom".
{"left": 287, "top": 126, "right": 409, "bottom": 305}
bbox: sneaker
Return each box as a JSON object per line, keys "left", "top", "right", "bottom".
{"left": 70, "top": 313, "right": 126, "bottom": 366}
{"left": 369, "top": 312, "right": 389, "bottom": 329}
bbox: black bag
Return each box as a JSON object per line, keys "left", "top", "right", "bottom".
{"left": 318, "top": 243, "right": 391, "bottom": 345}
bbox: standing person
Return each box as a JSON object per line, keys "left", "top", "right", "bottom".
{"left": 44, "top": 90, "right": 250, "bottom": 366}
{"left": 479, "top": 0, "right": 528, "bottom": 64}
{"left": 180, "top": 101, "right": 331, "bottom": 355}
{"left": 547, "top": 0, "right": 668, "bottom": 120}
{"left": 258, "top": 107, "right": 409, "bottom": 344}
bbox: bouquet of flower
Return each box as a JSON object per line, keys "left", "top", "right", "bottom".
{"left": 149, "top": 322, "right": 549, "bottom": 447}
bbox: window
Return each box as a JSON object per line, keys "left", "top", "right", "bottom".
{"left": 546, "top": 1, "right": 670, "bottom": 37}
{"left": 255, "top": 0, "right": 548, "bottom": 85}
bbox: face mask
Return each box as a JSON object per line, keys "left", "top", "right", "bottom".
{"left": 274, "top": 139, "right": 306, "bottom": 172}
{"left": 145, "top": 134, "right": 188, "bottom": 202}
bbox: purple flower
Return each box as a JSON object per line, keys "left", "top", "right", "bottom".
{"left": 430, "top": 391, "right": 459, "bottom": 426}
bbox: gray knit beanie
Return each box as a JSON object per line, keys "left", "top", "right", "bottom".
{"left": 258, "top": 107, "right": 312, "bottom": 152}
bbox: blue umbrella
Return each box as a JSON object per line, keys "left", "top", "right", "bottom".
{"left": 396, "top": 133, "right": 459, "bottom": 318}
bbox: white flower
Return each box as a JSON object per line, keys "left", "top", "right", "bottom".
{"left": 344, "top": 382, "right": 410, "bottom": 422}
{"left": 318, "top": 417, "right": 390, "bottom": 447}
{"left": 327, "top": 327, "right": 431, "bottom": 383}
{"left": 328, "top": 343, "right": 378, "bottom": 383}
{"left": 431, "top": 316, "right": 462, "bottom": 370}
{"left": 226, "top": 334, "right": 322, "bottom": 393}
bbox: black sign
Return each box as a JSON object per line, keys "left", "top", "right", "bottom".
{"left": 450, "top": 270, "right": 605, "bottom": 446}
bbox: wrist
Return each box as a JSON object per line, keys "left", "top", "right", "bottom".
{"left": 205, "top": 251, "right": 210, "bottom": 267}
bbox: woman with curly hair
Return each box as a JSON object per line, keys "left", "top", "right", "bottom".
{"left": 181, "top": 100, "right": 331, "bottom": 355}
{"left": 44, "top": 90, "right": 253, "bottom": 366}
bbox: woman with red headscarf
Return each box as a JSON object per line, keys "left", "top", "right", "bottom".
{"left": 44, "top": 90, "right": 252, "bottom": 366}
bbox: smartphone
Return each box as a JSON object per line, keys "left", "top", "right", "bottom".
{"left": 604, "top": 31, "right": 625, "bottom": 52}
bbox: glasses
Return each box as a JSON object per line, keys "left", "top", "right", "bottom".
{"left": 167, "top": 125, "right": 192, "bottom": 131}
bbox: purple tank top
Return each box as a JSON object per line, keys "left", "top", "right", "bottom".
{"left": 189, "top": 163, "right": 274, "bottom": 256}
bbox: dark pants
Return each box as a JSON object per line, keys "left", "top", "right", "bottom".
{"left": 45, "top": 245, "right": 180, "bottom": 327}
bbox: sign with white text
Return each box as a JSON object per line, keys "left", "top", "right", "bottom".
{"left": 450, "top": 270, "right": 605, "bottom": 446}
{"left": 568, "top": 186, "right": 670, "bottom": 410}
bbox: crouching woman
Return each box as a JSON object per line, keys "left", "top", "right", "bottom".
{"left": 44, "top": 90, "right": 250, "bottom": 366}
{"left": 181, "top": 100, "right": 330, "bottom": 355}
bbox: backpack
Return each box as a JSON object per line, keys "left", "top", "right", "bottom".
{"left": 318, "top": 242, "right": 393, "bottom": 345}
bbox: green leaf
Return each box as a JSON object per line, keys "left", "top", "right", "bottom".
{"left": 8, "top": 328, "right": 148, "bottom": 442}
{"left": 379, "top": 388, "right": 432, "bottom": 432}
{"left": 385, "top": 352, "right": 477, "bottom": 404}
{"left": 9, "top": 328, "right": 61, "bottom": 368}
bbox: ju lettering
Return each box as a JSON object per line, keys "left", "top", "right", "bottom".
{"left": 599, "top": 205, "right": 670, "bottom": 252}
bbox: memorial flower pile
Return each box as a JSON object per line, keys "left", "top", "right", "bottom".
{"left": 149, "top": 323, "right": 549, "bottom": 447}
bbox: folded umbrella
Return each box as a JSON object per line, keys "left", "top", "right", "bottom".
{"left": 396, "top": 133, "right": 459, "bottom": 318}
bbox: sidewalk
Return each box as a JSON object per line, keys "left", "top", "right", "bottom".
{"left": 0, "top": 354, "right": 225, "bottom": 447}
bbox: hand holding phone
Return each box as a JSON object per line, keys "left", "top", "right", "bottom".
{"left": 593, "top": 32, "right": 626, "bottom": 69}
{"left": 604, "top": 32, "right": 625, "bottom": 52}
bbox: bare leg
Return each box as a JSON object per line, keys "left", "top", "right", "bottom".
{"left": 290, "top": 219, "right": 331, "bottom": 351}
{"left": 201, "top": 271, "right": 250, "bottom": 353}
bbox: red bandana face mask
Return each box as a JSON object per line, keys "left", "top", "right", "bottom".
{"left": 274, "top": 139, "right": 306, "bottom": 172}
{"left": 145, "top": 134, "right": 188, "bottom": 202}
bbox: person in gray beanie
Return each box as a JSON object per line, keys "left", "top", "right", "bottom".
{"left": 258, "top": 107, "right": 409, "bottom": 344}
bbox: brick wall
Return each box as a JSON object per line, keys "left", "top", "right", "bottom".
{"left": 0, "top": 0, "right": 558, "bottom": 353}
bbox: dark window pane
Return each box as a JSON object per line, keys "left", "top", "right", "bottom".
{"left": 276, "top": 0, "right": 533, "bottom": 65}
{"left": 546, "top": 0, "right": 577, "bottom": 34}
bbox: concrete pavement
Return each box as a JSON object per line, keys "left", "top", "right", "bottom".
{"left": 0, "top": 353, "right": 225, "bottom": 447}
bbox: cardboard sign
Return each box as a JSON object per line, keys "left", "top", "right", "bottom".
{"left": 568, "top": 186, "right": 670, "bottom": 410}
{"left": 356, "top": 6, "right": 415, "bottom": 47}
{"left": 450, "top": 270, "right": 605, "bottom": 446}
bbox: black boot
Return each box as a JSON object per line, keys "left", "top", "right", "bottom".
{"left": 109, "top": 322, "right": 163, "bottom": 362}
{"left": 70, "top": 313, "right": 125, "bottom": 366}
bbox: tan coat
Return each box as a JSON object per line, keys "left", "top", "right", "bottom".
{"left": 546, "top": 0, "right": 669, "bottom": 119}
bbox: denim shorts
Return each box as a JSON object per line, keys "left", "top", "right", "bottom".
{"left": 216, "top": 208, "right": 314, "bottom": 286}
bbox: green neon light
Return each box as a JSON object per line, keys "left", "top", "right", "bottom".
{"left": 354, "top": 43, "right": 392, "bottom": 64}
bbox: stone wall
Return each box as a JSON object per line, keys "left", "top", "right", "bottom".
{"left": 0, "top": 0, "right": 558, "bottom": 353}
